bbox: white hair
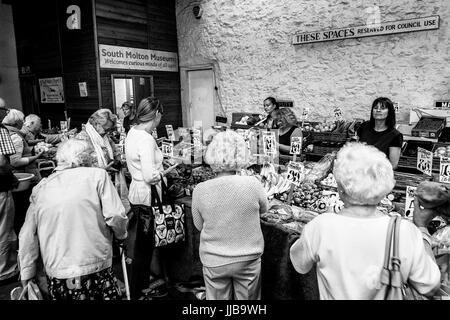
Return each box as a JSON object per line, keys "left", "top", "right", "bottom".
{"left": 2, "top": 109, "right": 24, "bottom": 128}
{"left": 205, "top": 130, "right": 250, "bottom": 172}
{"left": 56, "top": 139, "right": 93, "bottom": 168}
{"left": 88, "top": 108, "right": 117, "bottom": 126}
{"left": 333, "top": 142, "right": 395, "bottom": 205}
{"left": 24, "top": 114, "right": 41, "bottom": 127}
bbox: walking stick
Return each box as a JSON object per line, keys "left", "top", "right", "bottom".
{"left": 120, "top": 247, "right": 131, "bottom": 300}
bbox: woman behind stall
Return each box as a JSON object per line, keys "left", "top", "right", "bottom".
{"left": 18, "top": 139, "right": 128, "bottom": 300}
{"left": 260, "top": 97, "right": 279, "bottom": 129}
{"left": 192, "top": 130, "right": 268, "bottom": 300}
{"left": 289, "top": 142, "right": 440, "bottom": 300}
{"left": 124, "top": 96, "right": 169, "bottom": 299}
{"left": 357, "top": 97, "right": 403, "bottom": 169}
{"left": 275, "top": 107, "right": 303, "bottom": 155}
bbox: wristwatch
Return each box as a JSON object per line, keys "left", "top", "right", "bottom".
{"left": 418, "top": 227, "right": 432, "bottom": 246}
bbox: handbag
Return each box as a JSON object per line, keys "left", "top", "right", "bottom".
{"left": 11, "top": 281, "right": 44, "bottom": 300}
{"left": 115, "top": 168, "right": 131, "bottom": 214}
{"left": 151, "top": 177, "right": 185, "bottom": 247}
{"left": 380, "top": 215, "right": 428, "bottom": 300}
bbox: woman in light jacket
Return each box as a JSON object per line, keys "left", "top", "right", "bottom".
{"left": 18, "top": 139, "right": 128, "bottom": 300}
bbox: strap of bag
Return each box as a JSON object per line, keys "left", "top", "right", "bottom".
{"left": 381, "top": 216, "right": 396, "bottom": 274}
{"left": 390, "top": 216, "right": 403, "bottom": 286}
{"left": 150, "top": 183, "right": 162, "bottom": 208}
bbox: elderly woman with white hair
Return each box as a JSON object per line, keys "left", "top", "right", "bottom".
{"left": 2, "top": 109, "right": 44, "bottom": 234}
{"left": 18, "top": 139, "right": 128, "bottom": 300}
{"left": 290, "top": 142, "right": 441, "bottom": 300}
{"left": 192, "top": 130, "right": 268, "bottom": 300}
{"left": 75, "top": 108, "right": 120, "bottom": 171}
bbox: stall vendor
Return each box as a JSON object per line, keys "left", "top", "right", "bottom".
{"left": 357, "top": 97, "right": 403, "bottom": 170}
{"left": 21, "top": 114, "right": 75, "bottom": 146}
{"left": 276, "top": 108, "right": 303, "bottom": 155}
{"left": 260, "top": 97, "right": 279, "bottom": 129}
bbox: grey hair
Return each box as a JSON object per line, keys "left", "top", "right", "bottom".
{"left": 24, "top": 114, "right": 41, "bottom": 127}
{"left": 56, "top": 139, "right": 93, "bottom": 168}
{"left": 2, "top": 109, "right": 24, "bottom": 128}
{"left": 88, "top": 108, "right": 117, "bottom": 127}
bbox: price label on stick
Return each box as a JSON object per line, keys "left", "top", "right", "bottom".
{"left": 165, "top": 125, "right": 176, "bottom": 141}
{"left": 302, "top": 107, "right": 310, "bottom": 121}
{"left": 417, "top": 147, "right": 433, "bottom": 176}
{"left": 286, "top": 161, "right": 304, "bottom": 186}
{"left": 334, "top": 107, "right": 343, "bottom": 121}
{"left": 290, "top": 136, "right": 302, "bottom": 155}
{"left": 161, "top": 142, "right": 173, "bottom": 157}
{"left": 404, "top": 186, "right": 417, "bottom": 219}
{"left": 439, "top": 156, "right": 450, "bottom": 183}
{"left": 262, "top": 131, "right": 277, "bottom": 155}
{"left": 394, "top": 102, "right": 400, "bottom": 114}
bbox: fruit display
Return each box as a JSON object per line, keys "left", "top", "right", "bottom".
{"left": 254, "top": 163, "right": 292, "bottom": 198}
{"left": 35, "top": 142, "right": 53, "bottom": 153}
{"left": 434, "top": 146, "right": 450, "bottom": 158}
{"left": 304, "top": 152, "right": 336, "bottom": 182}
{"left": 307, "top": 121, "right": 337, "bottom": 133}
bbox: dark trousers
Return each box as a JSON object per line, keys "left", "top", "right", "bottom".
{"left": 12, "top": 187, "right": 32, "bottom": 235}
{"left": 125, "top": 204, "right": 155, "bottom": 299}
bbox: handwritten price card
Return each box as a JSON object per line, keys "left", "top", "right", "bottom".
{"left": 290, "top": 136, "right": 302, "bottom": 155}
{"left": 262, "top": 131, "right": 277, "bottom": 155}
{"left": 161, "top": 142, "right": 173, "bottom": 157}
{"left": 417, "top": 147, "right": 433, "bottom": 176}
{"left": 404, "top": 186, "right": 417, "bottom": 218}
{"left": 439, "top": 156, "right": 450, "bottom": 184}
{"left": 165, "top": 125, "right": 176, "bottom": 141}
{"left": 334, "top": 107, "right": 343, "bottom": 121}
{"left": 286, "top": 161, "right": 305, "bottom": 186}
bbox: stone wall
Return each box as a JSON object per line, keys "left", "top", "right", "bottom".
{"left": 176, "top": 0, "right": 450, "bottom": 123}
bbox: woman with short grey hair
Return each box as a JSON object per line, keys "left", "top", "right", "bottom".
{"left": 290, "top": 142, "right": 441, "bottom": 300}
{"left": 75, "top": 108, "right": 120, "bottom": 170}
{"left": 192, "top": 130, "right": 268, "bottom": 300}
{"left": 19, "top": 139, "right": 128, "bottom": 300}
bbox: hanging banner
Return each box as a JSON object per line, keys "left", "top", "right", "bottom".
{"left": 39, "top": 77, "right": 65, "bottom": 103}
{"left": 440, "top": 156, "right": 450, "bottom": 183}
{"left": 290, "top": 136, "right": 302, "bottom": 155}
{"left": 293, "top": 16, "right": 439, "bottom": 45}
{"left": 99, "top": 44, "right": 178, "bottom": 72}
{"left": 417, "top": 147, "right": 433, "bottom": 176}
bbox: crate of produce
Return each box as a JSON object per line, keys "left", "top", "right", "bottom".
{"left": 398, "top": 140, "right": 434, "bottom": 169}
{"left": 309, "top": 132, "right": 348, "bottom": 143}
{"left": 311, "top": 142, "right": 344, "bottom": 155}
{"left": 411, "top": 116, "right": 446, "bottom": 139}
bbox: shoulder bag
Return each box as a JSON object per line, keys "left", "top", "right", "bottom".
{"left": 151, "top": 177, "right": 185, "bottom": 247}
{"left": 380, "top": 215, "right": 428, "bottom": 300}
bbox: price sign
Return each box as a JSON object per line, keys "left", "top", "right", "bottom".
{"left": 417, "top": 147, "right": 433, "bottom": 176}
{"left": 192, "top": 127, "right": 202, "bottom": 164}
{"left": 262, "top": 131, "right": 277, "bottom": 155}
{"left": 165, "top": 125, "right": 175, "bottom": 141}
{"left": 286, "top": 161, "right": 304, "bottom": 186}
{"left": 404, "top": 186, "right": 417, "bottom": 218}
{"left": 302, "top": 107, "right": 310, "bottom": 120}
{"left": 60, "top": 121, "right": 68, "bottom": 132}
{"left": 152, "top": 129, "right": 158, "bottom": 139}
{"left": 393, "top": 102, "right": 400, "bottom": 113}
{"left": 290, "top": 136, "right": 302, "bottom": 155}
{"left": 333, "top": 107, "right": 343, "bottom": 120}
{"left": 161, "top": 142, "right": 173, "bottom": 157}
{"left": 439, "top": 156, "right": 450, "bottom": 183}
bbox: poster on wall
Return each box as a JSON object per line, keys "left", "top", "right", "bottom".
{"left": 39, "top": 77, "right": 65, "bottom": 103}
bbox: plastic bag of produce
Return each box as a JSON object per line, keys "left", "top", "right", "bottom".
{"left": 432, "top": 226, "right": 450, "bottom": 255}
{"left": 304, "top": 152, "right": 337, "bottom": 183}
